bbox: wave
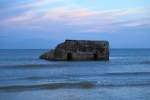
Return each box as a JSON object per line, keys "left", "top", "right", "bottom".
{"left": 110, "top": 56, "right": 143, "bottom": 60}
{"left": 110, "top": 57, "right": 126, "bottom": 60}
{"left": 0, "top": 63, "right": 61, "bottom": 69}
{"left": 1, "top": 72, "right": 150, "bottom": 82}
{"left": 104, "top": 72, "right": 150, "bottom": 76}
{"left": 61, "top": 72, "right": 150, "bottom": 78}
{"left": 0, "top": 80, "right": 150, "bottom": 92}
{"left": 0, "top": 59, "right": 149, "bottom": 69}
{"left": 0, "top": 81, "right": 96, "bottom": 92}
{"left": 0, "top": 76, "right": 51, "bottom": 81}
{"left": 142, "top": 61, "right": 150, "bottom": 64}
{"left": 97, "top": 82, "right": 150, "bottom": 88}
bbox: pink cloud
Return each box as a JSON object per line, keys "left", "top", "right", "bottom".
{"left": 1, "top": 4, "right": 149, "bottom": 33}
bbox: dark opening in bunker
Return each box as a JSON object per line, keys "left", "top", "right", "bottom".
{"left": 67, "top": 53, "right": 72, "bottom": 61}
{"left": 94, "top": 53, "right": 98, "bottom": 60}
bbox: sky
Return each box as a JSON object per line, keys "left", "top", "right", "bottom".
{"left": 0, "top": 0, "right": 150, "bottom": 49}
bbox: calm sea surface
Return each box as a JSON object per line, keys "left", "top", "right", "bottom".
{"left": 0, "top": 49, "right": 150, "bottom": 100}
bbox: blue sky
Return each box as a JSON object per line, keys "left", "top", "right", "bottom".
{"left": 0, "top": 0, "right": 150, "bottom": 49}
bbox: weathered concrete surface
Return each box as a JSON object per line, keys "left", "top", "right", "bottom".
{"left": 40, "top": 40, "right": 109, "bottom": 61}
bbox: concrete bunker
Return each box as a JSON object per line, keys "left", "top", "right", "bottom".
{"left": 40, "top": 40, "right": 109, "bottom": 61}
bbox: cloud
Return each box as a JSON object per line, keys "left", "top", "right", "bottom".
{"left": 116, "top": 18, "right": 150, "bottom": 28}
{"left": 0, "top": 0, "right": 150, "bottom": 49}
{"left": 0, "top": 0, "right": 150, "bottom": 34}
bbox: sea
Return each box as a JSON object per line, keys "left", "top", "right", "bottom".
{"left": 0, "top": 49, "right": 150, "bottom": 100}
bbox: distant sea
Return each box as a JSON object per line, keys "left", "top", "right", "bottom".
{"left": 0, "top": 49, "right": 150, "bottom": 100}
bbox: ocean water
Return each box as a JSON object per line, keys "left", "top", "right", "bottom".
{"left": 0, "top": 49, "right": 150, "bottom": 100}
